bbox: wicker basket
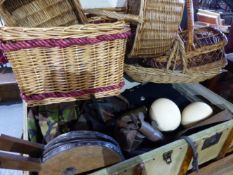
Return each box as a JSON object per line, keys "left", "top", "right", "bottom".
{"left": 0, "top": 0, "right": 88, "bottom": 27}
{"left": 0, "top": 22, "right": 130, "bottom": 106}
{"left": 124, "top": 0, "right": 228, "bottom": 83}
{"left": 87, "top": 0, "right": 185, "bottom": 58}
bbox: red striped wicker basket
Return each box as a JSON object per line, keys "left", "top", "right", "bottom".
{"left": 0, "top": 22, "right": 130, "bottom": 106}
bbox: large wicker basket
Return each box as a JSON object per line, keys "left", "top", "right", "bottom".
{"left": 0, "top": 22, "right": 130, "bottom": 106}
{"left": 87, "top": 0, "right": 185, "bottom": 58}
{"left": 124, "top": 0, "right": 228, "bottom": 83}
{"left": 0, "top": 0, "right": 87, "bottom": 27}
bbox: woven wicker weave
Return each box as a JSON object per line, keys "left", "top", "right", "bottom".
{"left": 0, "top": 22, "right": 130, "bottom": 106}
{"left": 87, "top": 0, "right": 185, "bottom": 58}
{"left": 0, "top": 0, "right": 87, "bottom": 27}
{"left": 124, "top": 0, "right": 227, "bottom": 83}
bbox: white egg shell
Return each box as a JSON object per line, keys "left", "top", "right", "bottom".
{"left": 149, "top": 98, "right": 181, "bottom": 132}
{"left": 182, "top": 102, "right": 213, "bottom": 126}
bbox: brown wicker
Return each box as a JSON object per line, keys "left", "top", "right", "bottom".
{"left": 87, "top": 0, "right": 185, "bottom": 58}
{"left": 124, "top": 0, "right": 228, "bottom": 83}
{"left": 0, "top": 0, "right": 88, "bottom": 27}
{"left": 0, "top": 22, "right": 130, "bottom": 106}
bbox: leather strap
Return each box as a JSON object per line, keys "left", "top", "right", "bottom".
{"left": 181, "top": 136, "right": 199, "bottom": 172}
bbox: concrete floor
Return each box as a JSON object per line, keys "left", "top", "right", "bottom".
{"left": 0, "top": 102, "right": 23, "bottom": 175}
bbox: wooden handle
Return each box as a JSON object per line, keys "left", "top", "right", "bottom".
{"left": 0, "top": 134, "right": 44, "bottom": 156}
{"left": 187, "top": 0, "right": 195, "bottom": 51}
{"left": 0, "top": 152, "right": 41, "bottom": 172}
{"left": 86, "top": 9, "right": 143, "bottom": 23}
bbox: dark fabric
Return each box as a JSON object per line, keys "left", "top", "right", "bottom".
{"left": 121, "top": 83, "right": 190, "bottom": 110}
{"left": 81, "top": 96, "right": 130, "bottom": 133}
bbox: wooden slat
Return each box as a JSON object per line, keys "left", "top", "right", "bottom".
{"left": 0, "top": 134, "right": 44, "bottom": 156}
{"left": 0, "top": 152, "right": 41, "bottom": 172}
{"left": 178, "top": 147, "right": 193, "bottom": 175}
{"left": 218, "top": 128, "right": 233, "bottom": 159}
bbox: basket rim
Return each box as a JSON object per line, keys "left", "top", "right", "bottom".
{"left": 0, "top": 30, "right": 131, "bottom": 52}
{"left": 0, "top": 21, "right": 130, "bottom": 40}
{"left": 125, "top": 59, "right": 226, "bottom": 75}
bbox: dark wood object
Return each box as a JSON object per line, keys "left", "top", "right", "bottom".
{"left": 0, "top": 67, "right": 20, "bottom": 102}
{"left": 0, "top": 132, "right": 123, "bottom": 175}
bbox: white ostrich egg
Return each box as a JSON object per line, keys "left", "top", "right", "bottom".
{"left": 149, "top": 98, "right": 181, "bottom": 132}
{"left": 182, "top": 102, "right": 213, "bottom": 126}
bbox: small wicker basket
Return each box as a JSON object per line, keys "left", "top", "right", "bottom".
{"left": 0, "top": 22, "right": 130, "bottom": 106}
{"left": 87, "top": 0, "right": 185, "bottom": 58}
{"left": 124, "top": 0, "right": 228, "bottom": 83}
{"left": 0, "top": 0, "right": 87, "bottom": 27}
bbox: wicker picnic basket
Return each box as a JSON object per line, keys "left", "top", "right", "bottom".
{"left": 124, "top": 0, "right": 228, "bottom": 83}
{"left": 0, "top": 22, "right": 130, "bottom": 106}
{"left": 0, "top": 0, "right": 87, "bottom": 27}
{"left": 87, "top": 0, "right": 185, "bottom": 58}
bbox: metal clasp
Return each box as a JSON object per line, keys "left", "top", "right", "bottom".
{"left": 163, "top": 150, "right": 173, "bottom": 164}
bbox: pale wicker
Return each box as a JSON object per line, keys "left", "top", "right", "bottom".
{"left": 125, "top": 59, "right": 227, "bottom": 83}
{"left": 87, "top": 0, "right": 185, "bottom": 58}
{"left": 124, "top": 0, "right": 227, "bottom": 83}
{"left": 0, "top": 0, "right": 87, "bottom": 27}
{"left": 0, "top": 22, "right": 130, "bottom": 106}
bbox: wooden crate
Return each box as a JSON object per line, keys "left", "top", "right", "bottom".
{"left": 89, "top": 84, "right": 233, "bottom": 175}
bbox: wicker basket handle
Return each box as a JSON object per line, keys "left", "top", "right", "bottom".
{"left": 68, "top": 0, "right": 88, "bottom": 24}
{"left": 86, "top": 9, "right": 143, "bottom": 23}
{"left": 186, "top": 0, "right": 195, "bottom": 51}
